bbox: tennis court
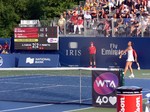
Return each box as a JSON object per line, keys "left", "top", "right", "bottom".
{"left": 0, "top": 68, "right": 149, "bottom": 112}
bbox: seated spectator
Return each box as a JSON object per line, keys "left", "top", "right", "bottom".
{"left": 66, "top": 10, "right": 72, "bottom": 31}
{"left": 79, "top": 6, "right": 85, "bottom": 16}
{"left": 124, "top": 14, "right": 131, "bottom": 26}
{"left": 114, "top": 15, "right": 125, "bottom": 36}
{"left": 90, "top": 0, "right": 98, "bottom": 7}
{"left": 125, "top": 0, "right": 134, "bottom": 8}
{"left": 98, "top": 5, "right": 106, "bottom": 19}
{"left": 92, "top": 0, "right": 98, "bottom": 7}
{"left": 135, "top": 0, "right": 142, "bottom": 11}
{"left": 108, "top": 0, "right": 116, "bottom": 12}
{"left": 85, "top": 0, "right": 90, "bottom": 6}
{"left": 103, "top": 20, "right": 111, "bottom": 37}
{"left": 116, "top": 0, "right": 125, "bottom": 8}
{"left": 84, "top": 11, "right": 92, "bottom": 28}
{"left": 103, "top": 15, "right": 111, "bottom": 37}
{"left": 68, "top": 12, "right": 78, "bottom": 34}
{"left": 78, "top": 10, "right": 84, "bottom": 19}
{"left": 137, "top": 16, "right": 149, "bottom": 36}
{"left": 84, "top": 1, "right": 91, "bottom": 11}
{"left": 148, "top": 0, "right": 150, "bottom": 12}
{"left": 119, "top": 2, "right": 129, "bottom": 17}
{"left": 63, "top": 11, "right": 67, "bottom": 20}
{"left": 130, "top": 5, "right": 137, "bottom": 14}
{"left": 73, "top": 16, "right": 84, "bottom": 34}
{"left": 129, "top": 15, "right": 139, "bottom": 36}
{"left": 66, "top": 10, "right": 72, "bottom": 21}
{"left": 73, "top": 7, "right": 80, "bottom": 15}
{"left": 0, "top": 44, "right": 3, "bottom": 54}
{"left": 101, "top": 0, "right": 109, "bottom": 14}
{"left": 3, "top": 41, "right": 9, "bottom": 53}
{"left": 91, "top": 6, "right": 97, "bottom": 22}
{"left": 58, "top": 15, "right": 66, "bottom": 34}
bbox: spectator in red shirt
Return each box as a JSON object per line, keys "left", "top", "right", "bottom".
{"left": 73, "top": 16, "right": 84, "bottom": 34}
{"left": 2, "top": 42, "right": 9, "bottom": 54}
{"left": 68, "top": 12, "right": 78, "bottom": 34}
{"left": 89, "top": 42, "right": 96, "bottom": 68}
{"left": 0, "top": 44, "right": 3, "bottom": 54}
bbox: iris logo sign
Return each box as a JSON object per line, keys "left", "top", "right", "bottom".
{"left": 94, "top": 72, "right": 119, "bottom": 95}
{"left": 66, "top": 42, "right": 81, "bottom": 56}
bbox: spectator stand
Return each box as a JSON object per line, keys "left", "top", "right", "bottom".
{"left": 57, "top": 0, "right": 150, "bottom": 37}
{"left": 32, "top": 0, "right": 150, "bottom": 37}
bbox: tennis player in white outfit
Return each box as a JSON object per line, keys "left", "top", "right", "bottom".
{"left": 119, "top": 41, "right": 135, "bottom": 78}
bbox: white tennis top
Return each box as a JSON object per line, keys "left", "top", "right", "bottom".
{"left": 127, "top": 49, "right": 134, "bottom": 62}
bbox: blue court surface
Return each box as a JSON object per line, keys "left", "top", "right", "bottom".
{"left": 0, "top": 74, "right": 149, "bottom": 112}
{"left": 0, "top": 101, "right": 92, "bottom": 112}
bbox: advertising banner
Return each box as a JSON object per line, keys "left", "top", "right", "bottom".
{"left": 92, "top": 70, "right": 122, "bottom": 107}
{"left": 59, "top": 37, "right": 150, "bottom": 69}
{"left": 0, "top": 54, "right": 16, "bottom": 68}
{"left": 18, "top": 54, "right": 59, "bottom": 67}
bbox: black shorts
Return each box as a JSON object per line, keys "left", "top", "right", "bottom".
{"left": 90, "top": 54, "right": 96, "bottom": 62}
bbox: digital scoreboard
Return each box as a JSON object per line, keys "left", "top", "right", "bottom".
{"left": 14, "top": 27, "right": 59, "bottom": 50}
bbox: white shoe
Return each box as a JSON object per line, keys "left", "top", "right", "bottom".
{"left": 137, "top": 67, "right": 140, "bottom": 70}
{"left": 129, "top": 74, "right": 135, "bottom": 78}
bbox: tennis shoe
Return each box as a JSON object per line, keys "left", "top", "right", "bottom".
{"left": 137, "top": 67, "right": 140, "bottom": 70}
{"left": 129, "top": 74, "right": 135, "bottom": 78}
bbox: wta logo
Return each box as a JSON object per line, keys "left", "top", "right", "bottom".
{"left": 94, "top": 72, "right": 119, "bottom": 95}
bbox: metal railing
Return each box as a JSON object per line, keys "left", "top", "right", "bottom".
{"left": 20, "top": 17, "right": 150, "bottom": 37}
{"left": 58, "top": 17, "right": 150, "bottom": 37}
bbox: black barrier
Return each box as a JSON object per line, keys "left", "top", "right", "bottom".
{"left": 92, "top": 69, "right": 124, "bottom": 107}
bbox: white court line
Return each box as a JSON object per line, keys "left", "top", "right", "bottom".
{"left": 0, "top": 84, "right": 91, "bottom": 93}
{"left": 63, "top": 107, "right": 93, "bottom": 112}
{"left": 142, "top": 89, "right": 150, "bottom": 93}
{"left": 0, "top": 75, "right": 90, "bottom": 81}
{"left": 0, "top": 85, "right": 65, "bottom": 93}
{"left": 0, "top": 81, "right": 91, "bottom": 88}
{"left": 0, "top": 104, "right": 53, "bottom": 112}
{"left": 0, "top": 98, "right": 92, "bottom": 112}
{"left": 0, "top": 81, "right": 52, "bottom": 86}
{"left": 142, "top": 73, "right": 150, "bottom": 76}
{"left": 60, "top": 98, "right": 92, "bottom": 104}
{"left": 125, "top": 78, "right": 150, "bottom": 80}
{"left": 0, "top": 67, "right": 120, "bottom": 71}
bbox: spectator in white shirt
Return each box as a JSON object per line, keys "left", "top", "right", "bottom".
{"left": 148, "top": 0, "right": 150, "bottom": 12}
{"left": 84, "top": 11, "right": 92, "bottom": 28}
{"left": 74, "top": 16, "right": 84, "bottom": 34}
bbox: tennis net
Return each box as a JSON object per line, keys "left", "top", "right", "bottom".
{"left": 0, "top": 67, "right": 122, "bottom": 104}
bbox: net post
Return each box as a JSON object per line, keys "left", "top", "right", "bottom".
{"left": 120, "top": 68, "right": 125, "bottom": 86}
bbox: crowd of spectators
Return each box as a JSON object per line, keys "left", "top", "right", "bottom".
{"left": 57, "top": 0, "right": 150, "bottom": 37}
